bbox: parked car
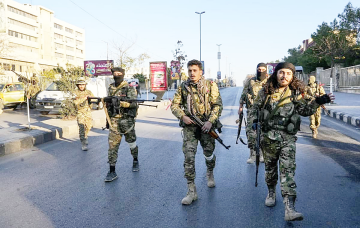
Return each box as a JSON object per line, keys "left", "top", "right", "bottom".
{"left": 35, "top": 82, "right": 69, "bottom": 115}
{"left": 0, "top": 82, "right": 26, "bottom": 114}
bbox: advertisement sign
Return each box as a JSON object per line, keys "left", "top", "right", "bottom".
{"left": 150, "top": 61, "right": 168, "bottom": 92}
{"left": 267, "top": 63, "right": 278, "bottom": 75}
{"left": 170, "top": 61, "right": 180, "bottom": 80}
{"left": 217, "top": 71, "right": 221, "bottom": 79}
{"left": 84, "top": 60, "right": 114, "bottom": 77}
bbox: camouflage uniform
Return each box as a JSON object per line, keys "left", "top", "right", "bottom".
{"left": 107, "top": 81, "right": 138, "bottom": 166}
{"left": 305, "top": 81, "right": 325, "bottom": 137}
{"left": 252, "top": 87, "right": 320, "bottom": 197}
{"left": 171, "top": 77, "right": 223, "bottom": 183}
{"left": 74, "top": 88, "right": 94, "bottom": 141}
{"left": 239, "top": 76, "right": 268, "bottom": 150}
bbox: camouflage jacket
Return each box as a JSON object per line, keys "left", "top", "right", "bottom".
{"left": 108, "top": 81, "right": 138, "bottom": 118}
{"left": 26, "top": 84, "right": 41, "bottom": 98}
{"left": 251, "top": 87, "right": 320, "bottom": 140}
{"left": 171, "top": 78, "right": 223, "bottom": 125}
{"left": 305, "top": 82, "right": 326, "bottom": 99}
{"left": 73, "top": 89, "right": 94, "bottom": 115}
{"left": 239, "top": 76, "right": 268, "bottom": 109}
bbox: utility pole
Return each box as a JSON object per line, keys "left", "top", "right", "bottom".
{"left": 216, "top": 44, "right": 221, "bottom": 79}
{"left": 195, "top": 11, "right": 205, "bottom": 61}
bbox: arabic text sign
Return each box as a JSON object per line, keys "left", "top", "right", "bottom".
{"left": 150, "top": 62, "right": 167, "bottom": 92}
{"left": 84, "top": 60, "right": 114, "bottom": 76}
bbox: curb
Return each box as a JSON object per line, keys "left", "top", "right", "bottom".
{"left": 0, "top": 100, "right": 171, "bottom": 157}
{"left": 321, "top": 108, "right": 360, "bottom": 128}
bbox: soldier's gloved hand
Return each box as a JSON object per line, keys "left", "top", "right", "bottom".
{"left": 315, "top": 93, "right": 334, "bottom": 105}
{"left": 119, "top": 101, "right": 131, "bottom": 108}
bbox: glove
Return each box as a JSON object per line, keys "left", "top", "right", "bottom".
{"left": 119, "top": 101, "right": 131, "bottom": 108}
{"left": 315, "top": 94, "right": 331, "bottom": 105}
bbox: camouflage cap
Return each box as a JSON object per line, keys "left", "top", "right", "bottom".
{"left": 111, "top": 67, "right": 125, "bottom": 75}
{"left": 76, "top": 77, "right": 87, "bottom": 85}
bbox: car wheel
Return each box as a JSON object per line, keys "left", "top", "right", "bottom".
{"left": 40, "top": 111, "right": 50, "bottom": 115}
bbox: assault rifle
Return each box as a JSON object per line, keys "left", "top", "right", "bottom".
{"left": 190, "top": 114, "right": 231, "bottom": 150}
{"left": 255, "top": 109, "right": 261, "bottom": 187}
{"left": 235, "top": 110, "right": 247, "bottom": 145}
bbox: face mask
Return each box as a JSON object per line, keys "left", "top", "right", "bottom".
{"left": 257, "top": 71, "right": 267, "bottom": 79}
{"left": 114, "top": 76, "right": 124, "bottom": 85}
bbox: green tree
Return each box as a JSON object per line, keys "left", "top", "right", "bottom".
{"left": 53, "top": 64, "right": 85, "bottom": 119}
{"left": 133, "top": 73, "right": 146, "bottom": 83}
{"left": 112, "top": 41, "right": 150, "bottom": 70}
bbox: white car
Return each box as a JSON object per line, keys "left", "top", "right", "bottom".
{"left": 35, "top": 82, "right": 69, "bottom": 115}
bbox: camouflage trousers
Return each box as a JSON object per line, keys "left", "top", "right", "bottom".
{"left": 309, "top": 107, "right": 321, "bottom": 130}
{"left": 261, "top": 132, "right": 297, "bottom": 197}
{"left": 182, "top": 125, "right": 216, "bottom": 183}
{"left": 245, "top": 109, "right": 256, "bottom": 150}
{"left": 77, "top": 112, "right": 92, "bottom": 141}
{"left": 108, "top": 117, "right": 137, "bottom": 166}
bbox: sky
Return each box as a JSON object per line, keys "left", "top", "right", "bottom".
{"left": 15, "top": 0, "right": 356, "bottom": 84}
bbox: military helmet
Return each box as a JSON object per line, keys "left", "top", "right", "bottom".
{"left": 76, "top": 77, "right": 87, "bottom": 85}
{"left": 309, "top": 76, "right": 316, "bottom": 84}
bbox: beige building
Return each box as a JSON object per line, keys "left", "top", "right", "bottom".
{"left": 0, "top": 0, "right": 85, "bottom": 81}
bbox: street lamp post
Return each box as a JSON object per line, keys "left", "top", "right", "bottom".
{"left": 195, "top": 11, "right": 205, "bottom": 61}
{"left": 217, "top": 44, "right": 221, "bottom": 79}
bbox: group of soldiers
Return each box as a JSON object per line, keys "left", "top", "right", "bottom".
{"left": 73, "top": 60, "right": 334, "bottom": 222}
{"left": 17, "top": 73, "right": 41, "bottom": 108}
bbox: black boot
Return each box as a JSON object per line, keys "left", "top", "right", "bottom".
{"left": 132, "top": 158, "right": 139, "bottom": 172}
{"left": 104, "top": 166, "right": 118, "bottom": 182}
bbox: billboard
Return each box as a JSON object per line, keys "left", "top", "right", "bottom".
{"left": 170, "top": 60, "right": 180, "bottom": 80}
{"left": 150, "top": 61, "right": 168, "bottom": 92}
{"left": 267, "top": 63, "right": 278, "bottom": 75}
{"left": 84, "top": 60, "right": 114, "bottom": 77}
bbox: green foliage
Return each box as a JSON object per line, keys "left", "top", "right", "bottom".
{"left": 54, "top": 64, "right": 85, "bottom": 119}
{"left": 133, "top": 73, "right": 146, "bottom": 83}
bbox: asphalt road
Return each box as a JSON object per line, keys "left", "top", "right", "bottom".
{"left": 0, "top": 87, "right": 359, "bottom": 228}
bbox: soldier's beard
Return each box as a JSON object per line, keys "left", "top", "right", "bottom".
{"left": 114, "top": 76, "right": 124, "bottom": 86}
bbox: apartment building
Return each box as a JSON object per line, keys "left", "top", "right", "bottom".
{"left": 0, "top": 0, "right": 85, "bottom": 79}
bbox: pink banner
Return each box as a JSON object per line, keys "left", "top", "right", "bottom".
{"left": 150, "top": 62, "right": 168, "bottom": 92}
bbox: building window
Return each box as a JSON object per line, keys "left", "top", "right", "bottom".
{"left": 76, "top": 31, "right": 82, "bottom": 37}
{"left": 76, "top": 40, "right": 83, "bottom": 46}
{"left": 54, "top": 33, "right": 63, "bottom": 40}
{"left": 66, "top": 55, "right": 74, "bottom": 60}
{"left": 19, "top": 66, "right": 22, "bottom": 72}
{"left": 7, "top": 6, "right": 37, "bottom": 20}
{"left": 66, "top": 46, "right": 74, "bottom": 52}
{"left": 3, "top": 64, "right": 10, "bottom": 71}
{"left": 11, "top": 65, "right": 15, "bottom": 71}
{"left": 55, "top": 43, "right": 63, "bottom": 49}
{"left": 8, "top": 30, "right": 37, "bottom": 42}
{"left": 9, "top": 18, "right": 36, "bottom": 31}
{"left": 66, "top": 37, "right": 74, "bottom": 43}
{"left": 55, "top": 52, "right": 63, "bottom": 58}
{"left": 54, "top": 23, "right": 63, "bottom": 30}
{"left": 65, "top": 27, "right": 73, "bottom": 34}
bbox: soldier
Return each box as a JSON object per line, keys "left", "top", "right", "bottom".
{"left": 171, "top": 59, "right": 223, "bottom": 205}
{"left": 238, "top": 63, "right": 268, "bottom": 164}
{"left": 73, "top": 77, "right": 94, "bottom": 151}
{"left": 105, "top": 67, "right": 139, "bottom": 182}
{"left": 305, "top": 76, "right": 326, "bottom": 138}
{"left": 18, "top": 73, "right": 41, "bottom": 109}
{"left": 251, "top": 62, "right": 334, "bottom": 221}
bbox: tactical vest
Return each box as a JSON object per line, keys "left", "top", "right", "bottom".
{"left": 261, "top": 89, "right": 301, "bottom": 135}
{"left": 246, "top": 77, "right": 267, "bottom": 107}
{"left": 108, "top": 82, "right": 138, "bottom": 118}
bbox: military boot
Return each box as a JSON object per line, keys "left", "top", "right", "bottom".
{"left": 284, "top": 195, "right": 304, "bottom": 221}
{"left": 81, "top": 139, "right": 88, "bottom": 151}
{"left": 132, "top": 159, "right": 139, "bottom": 172}
{"left": 206, "top": 170, "right": 216, "bottom": 188}
{"left": 181, "top": 182, "right": 198, "bottom": 205}
{"left": 260, "top": 149, "right": 264, "bottom": 163}
{"left": 85, "top": 138, "right": 89, "bottom": 145}
{"left": 265, "top": 185, "right": 276, "bottom": 207}
{"left": 247, "top": 149, "right": 255, "bottom": 164}
{"left": 105, "top": 166, "right": 118, "bottom": 182}
{"left": 311, "top": 128, "right": 317, "bottom": 138}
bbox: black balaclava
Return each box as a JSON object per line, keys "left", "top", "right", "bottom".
{"left": 111, "top": 67, "right": 125, "bottom": 87}
{"left": 256, "top": 62, "right": 267, "bottom": 80}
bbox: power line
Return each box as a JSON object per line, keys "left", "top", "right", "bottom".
{"left": 68, "top": 0, "right": 166, "bottom": 60}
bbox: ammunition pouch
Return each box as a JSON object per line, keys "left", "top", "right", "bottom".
{"left": 287, "top": 113, "right": 301, "bottom": 135}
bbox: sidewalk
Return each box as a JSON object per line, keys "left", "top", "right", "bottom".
{"left": 322, "top": 91, "right": 360, "bottom": 128}
{"left": 0, "top": 100, "right": 171, "bottom": 156}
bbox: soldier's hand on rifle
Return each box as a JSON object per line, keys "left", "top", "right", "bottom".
{"left": 182, "top": 115, "right": 195, "bottom": 125}
{"left": 238, "top": 105, "right": 243, "bottom": 115}
{"left": 202, "top": 121, "right": 212, "bottom": 133}
{"left": 119, "top": 101, "right": 131, "bottom": 108}
{"left": 315, "top": 93, "right": 335, "bottom": 105}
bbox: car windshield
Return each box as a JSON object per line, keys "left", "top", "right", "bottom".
{"left": 46, "top": 82, "right": 60, "bottom": 91}
{"left": 0, "top": 84, "right": 4, "bottom": 91}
